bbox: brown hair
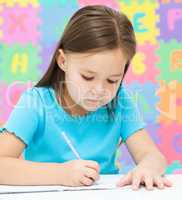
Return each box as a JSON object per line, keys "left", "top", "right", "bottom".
{"left": 35, "top": 5, "right": 136, "bottom": 118}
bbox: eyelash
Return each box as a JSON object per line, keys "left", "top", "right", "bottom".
{"left": 81, "top": 75, "right": 119, "bottom": 84}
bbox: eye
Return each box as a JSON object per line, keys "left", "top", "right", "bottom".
{"left": 81, "top": 74, "right": 94, "bottom": 81}
{"left": 107, "top": 79, "right": 119, "bottom": 84}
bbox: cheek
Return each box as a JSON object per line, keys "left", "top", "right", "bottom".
{"left": 65, "top": 73, "right": 88, "bottom": 101}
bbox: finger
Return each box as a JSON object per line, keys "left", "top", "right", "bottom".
{"left": 85, "top": 168, "right": 100, "bottom": 182}
{"left": 144, "top": 175, "right": 154, "bottom": 190}
{"left": 132, "top": 175, "right": 142, "bottom": 190}
{"left": 84, "top": 160, "right": 100, "bottom": 172}
{"left": 80, "top": 176, "right": 94, "bottom": 186}
{"left": 153, "top": 176, "right": 164, "bottom": 189}
{"left": 163, "top": 177, "right": 173, "bottom": 187}
{"left": 116, "top": 172, "right": 132, "bottom": 187}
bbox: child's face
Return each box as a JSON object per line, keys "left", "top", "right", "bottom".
{"left": 58, "top": 48, "right": 127, "bottom": 113}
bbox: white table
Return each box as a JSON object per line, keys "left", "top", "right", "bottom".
{"left": 0, "top": 175, "right": 181, "bottom": 200}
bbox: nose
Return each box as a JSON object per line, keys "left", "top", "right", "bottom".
{"left": 92, "top": 82, "right": 106, "bottom": 97}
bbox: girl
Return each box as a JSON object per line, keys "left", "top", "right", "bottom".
{"left": 0, "top": 5, "right": 172, "bottom": 190}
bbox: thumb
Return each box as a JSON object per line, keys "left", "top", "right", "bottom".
{"left": 163, "top": 177, "right": 173, "bottom": 187}
{"left": 117, "top": 172, "right": 132, "bottom": 187}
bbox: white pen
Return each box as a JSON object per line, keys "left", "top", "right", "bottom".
{"left": 61, "top": 131, "right": 81, "bottom": 159}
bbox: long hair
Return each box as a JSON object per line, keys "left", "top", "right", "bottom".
{"left": 35, "top": 5, "right": 136, "bottom": 119}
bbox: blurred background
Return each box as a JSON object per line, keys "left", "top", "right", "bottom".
{"left": 0, "top": 0, "right": 181, "bottom": 174}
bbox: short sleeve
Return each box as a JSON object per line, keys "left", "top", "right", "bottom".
{"left": 0, "top": 89, "right": 40, "bottom": 146}
{"left": 117, "top": 87, "right": 146, "bottom": 143}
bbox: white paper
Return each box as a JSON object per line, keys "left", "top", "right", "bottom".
{"left": 0, "top": 185, "right": 61, "bottom": 194}
{"left": 61, "top": 175, "right": 121, "bottom": 191}
{"left": 0, "top": 175, "right": 121, "bottom": 194}
{"left": 0, "top": 175, "right": 182, "bottom": 200}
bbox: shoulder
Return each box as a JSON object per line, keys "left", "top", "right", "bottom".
{"left": 18, "top": 86, "right": 52, "bottom": 110}
{"left": 116, "top": 85, "right": 134, "bottom": 108}
{"left": 117, "top": 85, "right": 130, "bottom": 98}
{"left": 23, "top": 86, "right": 50, "bottom": 98}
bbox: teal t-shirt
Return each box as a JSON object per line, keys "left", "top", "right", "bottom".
{"left": 0, "top": 86, "right": 145, "bottom": 174}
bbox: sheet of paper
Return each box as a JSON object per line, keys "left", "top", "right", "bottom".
{"left": 0, "top": 175, "right": 121, "bottom": 194}
{"left": 61, "top": 175, "right": 121, "bottom": 191}
{"left": 0, "top": 175, "right": 181, "bottom": 200}
{"left": 0, "top": 185, "right": 61, "bottom": 194}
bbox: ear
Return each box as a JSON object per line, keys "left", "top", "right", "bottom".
{"left": 57, "top": 49, "right": 67, "bottom": 72}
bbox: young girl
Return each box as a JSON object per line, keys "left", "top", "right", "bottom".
{"left": 0, "top": 5, "right": 172, "bottom": 190}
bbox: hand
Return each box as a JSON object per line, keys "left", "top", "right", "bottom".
{"left": 116, "top": 165, "right": 172, "bottom": 190}
{"left": 61, "top": 160, "right": 100, "bottom": 187}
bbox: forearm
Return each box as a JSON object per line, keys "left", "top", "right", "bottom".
{"left": 0, "top": 157, "right": 66, "bottom": 185}
{"left": 137, "top": 152, "right": 167, "bottom": 175}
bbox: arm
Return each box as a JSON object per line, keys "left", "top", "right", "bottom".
{"left": 117, "top": 129, "right": 172, "bottom": 190}
{"left": 0, "top": 131, "right": 99, "bottom": 186}
{"left": 126, "top": 129, "right": 166, "bottom": 174}
{"left": 0, "top": 131, "right": 67, "bottom": 185}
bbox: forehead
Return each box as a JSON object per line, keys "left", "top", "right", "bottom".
{"left": 67, "top": 48, "right": 127, "bottom": 75}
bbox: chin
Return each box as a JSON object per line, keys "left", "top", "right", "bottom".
{"left": 81, "top": 103, "right": 102, "bottom": 112}
{"left": 80, "top": 99, "right": 108, "bottom": 112}
{"left": 85, "top": 107, "right": 99, "bottom": 112}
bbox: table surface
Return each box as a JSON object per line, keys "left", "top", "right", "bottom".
{"left": 0, "top": 174, "right": 181, "bottom": 200}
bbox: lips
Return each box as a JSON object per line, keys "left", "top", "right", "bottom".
{"left": 86, "top": 99, "right": 99, "bottom": 104}
{"left": 85, "top": 98, "right": 102, "bottom": 105}
{"left": 87, "top": 99, "right": 99, "bottom": 102}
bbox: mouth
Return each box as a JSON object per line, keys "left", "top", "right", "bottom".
{"left": 88, "top": 99, "right": 99, "bottom": 101}
{"left": 87, "top": 99, "right": 99, "bottom": 103}
{"left": 85, "top": 99, "right": 101, "bottom": 105}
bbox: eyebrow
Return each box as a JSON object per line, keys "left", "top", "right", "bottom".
{"left": 82, "top": 70, "right": 122, "bottom": 77}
